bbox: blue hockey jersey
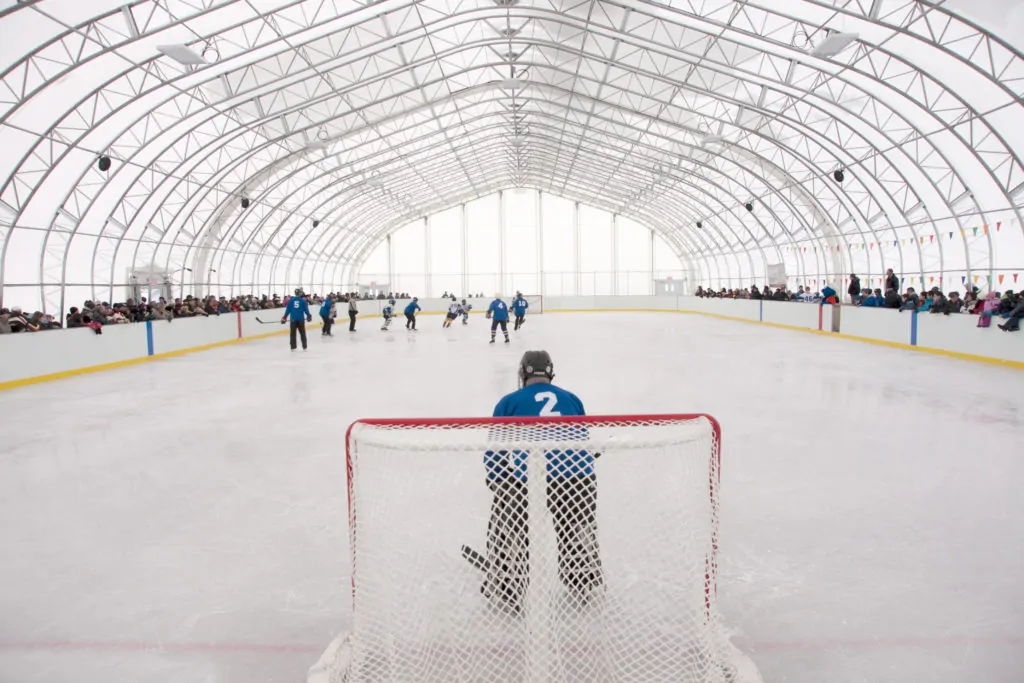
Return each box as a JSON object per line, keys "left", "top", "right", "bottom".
{"left": 487, "top": 299, "right": 509, "bottom": 321}
{"left": 284, "top": 296, "right": 311, "bottom": 321}
{"left": 512, "top": 297, "right": 529, "bottom": 315}
{"left": 382, "top": 304, "right": 393, "bottom": 318}
{"left": 404, "top": 301, "right": 421, "bottom": 316}
{"left": 485, "top": 383, "right": 591, "bottom": 483}
{"left": 319, "top": 299, "right": 333, "bottom": 317}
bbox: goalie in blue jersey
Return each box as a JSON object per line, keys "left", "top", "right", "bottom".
{"left": 478, "top": 350, "right": 603, "bottom": 613}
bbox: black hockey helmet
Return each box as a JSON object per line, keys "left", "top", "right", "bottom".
{"left": 294, "top": 287, "right": 304, "bottom": 296}
{"left": 451, "top": 295, "right": 457, "bottom": 301}
{"left": 519, "top": 350, "right": 554, "bottom": 388}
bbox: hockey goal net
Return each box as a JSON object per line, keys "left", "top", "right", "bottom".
{"left": 310, "top": 414, "right": 752, "bottom": 683}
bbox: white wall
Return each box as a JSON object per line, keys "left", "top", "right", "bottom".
{"left": 0, "top": 323, "right": 148, "bottom": 384}
{"left": 917, "top": 312, "right": 1024, "bottom": 364}
{"left": 840, "top": 306, "right": 910, "bottom": 345}
{"left": 761, "top": 300, "right": 821, "bottom": 331}
{"left": 152, "top": 313, "right": 240, "bottom": 354}
{"left": 2, "top": 296, "right": 1020, "bottom": 389}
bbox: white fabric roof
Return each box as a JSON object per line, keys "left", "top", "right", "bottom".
{"left": 1, "top": 0, "right": 1023, "bottom": 311}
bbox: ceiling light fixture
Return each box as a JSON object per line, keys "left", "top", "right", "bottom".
{"left": 700, "top": 134, "right": 725, "bottom": 146}
{"left": 810, "top": 32, "right": 859, "bottom": 58}
{"left": 157, "top": 44, "right": 207, "bottom": 66}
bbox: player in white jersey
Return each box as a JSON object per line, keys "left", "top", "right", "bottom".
{"left": 442, "top": 296, "right": 461, "bottom": 328}
{"left": 461, "top": 299, "right": 472, "bottom": 325}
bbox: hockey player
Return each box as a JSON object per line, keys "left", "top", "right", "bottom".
{"left": 511, "top": 292, "right": 529, "bottom": 331}
{"left": 381, "top": 298, "right": 395, "bottom": 331}
{"left": 461, "top": 299, "right": 473, "bottom": 325}
{"left": 486, "top": 295, "right": 510, "bottom": 344}
{"left": 281, "top": 288, "right": 312, "bottom": 351}
{"left": 443, "top": 296, "right": 461, "bottom": 328}
{"left": 404, "top": 297, "right": 421, "bottom": 330}
{"left": 319, "top": 295, "right": 335, "bottom": 337}
{"left": 481, "top": 350, "right": 602, "bottom": 612}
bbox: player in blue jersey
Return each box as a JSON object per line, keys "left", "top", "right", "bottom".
{"left": 319, "top": 295, "right": 335, "bottom": 337}
{"left": 511, "top": 292, "right": 529, "bottom": 331}
{"left": 280, "top": 288, "right": 312, "bottom": 351}
{"left": 461, "top": 298, "right": 472, "bottom": 325}
{"left": 479, "top": 350, "right": 603, "bottom": 612}
{"left": 486, "top": 295, "right": 511, "bottom": 344}
{"left": 404, "top": 297, "right": 421, "bottom": 331}
{"left": 380, "top": 298, "right": 396, "bottom": 331}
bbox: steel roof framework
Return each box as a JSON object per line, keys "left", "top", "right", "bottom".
{"left": 0, "top": 0, "right": 1022, "bottom": 313}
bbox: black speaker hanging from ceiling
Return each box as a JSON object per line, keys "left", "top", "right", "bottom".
{"left": 97, "top": 155, "right": 111, "bottom": 172}
{"left": 833, "top": 169, "right": 845, "bottom": 183}
{"left": 241, "top": 197, "right": 250, "bottom": 209}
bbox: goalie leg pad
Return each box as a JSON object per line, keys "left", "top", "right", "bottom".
{"left": 484, "top": 479, "right": 529, "bottom": 610}
{"left": 548, "top": 474, "right": 603, "bottom": 596}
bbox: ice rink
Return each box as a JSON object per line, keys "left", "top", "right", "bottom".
{"left": 1, "top": 311, "right": 1022, "bottom": 683}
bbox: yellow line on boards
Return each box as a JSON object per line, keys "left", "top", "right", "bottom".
{"left": 545, "top": 307, "right": 1024, "bottom": 370}
{"left": 0, "top": 323, "right": 320, "bottom": 392}
{"left": 2, "top": 308, "right": 1020, "bottom": 392}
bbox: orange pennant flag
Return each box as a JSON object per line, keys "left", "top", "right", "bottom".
{"left": 998, "top": 274, "right": 1005, "bottom": 284}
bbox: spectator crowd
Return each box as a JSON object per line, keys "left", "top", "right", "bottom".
{"left": 695, "top": 268, "right": 1024, "bottom": 332}
{"left": 0, "top": 289, "right": 444, "bottom": 335}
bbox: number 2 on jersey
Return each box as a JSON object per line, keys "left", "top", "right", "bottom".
{"left": 535, "top": 391, "right": 560, "bottom": 416}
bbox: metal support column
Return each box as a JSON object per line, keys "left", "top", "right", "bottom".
{"left": 612, "top": 213, "right": 619, "bottom": 295}
{"left": 649, "top": 229, "right": 655, "bottom": 295}
{"left": 461, "top": 203, "right": 469, "bottom": 297}
{"left": 536, "top": 190, "right": 544, "bottom": 296}
{"left": 386, "top": 234, "right": 394, "bottom": 294}
{"left": 424, "top": 216, "right": 431, "bottom": 298}
{"left": 498, "top": 190, "right": 506, "bottom": 296}
{"left": 573, "top": 201, "right": 581, "bottom": 295}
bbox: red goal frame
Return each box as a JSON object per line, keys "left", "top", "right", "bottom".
{"left": 344, "top": 413, "right": 722, "bottom": 613}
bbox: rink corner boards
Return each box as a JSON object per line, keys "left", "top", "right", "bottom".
{"left": 545, "top": 306, "right": 1024, "bottom": 371}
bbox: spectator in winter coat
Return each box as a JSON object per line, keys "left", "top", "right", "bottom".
{"left": 885, "top": 269, "right": 900, "bottom": 294}
{"left": 998, "top": 291, "right": 1016, "bottom": 315}
{"left": 883, "top": 288, "right": 901, "bottom": 308}
{"left": 859, "top": 289, "right": 884, "bottom": 307}
{"left": 998, "top": 299, "right": 1024, "bottom": 331}
{"left": 977, "top": 292, "right": 1000, "bottom": 327}
{"left": 848, "top": 274, "right": 861, "bottom": 304}
{"left": 945, "top": 292, "right": 964, "bottom": 313}
{"left": 899, "top": 288, "right": 920, "bottom": 311}
{"left": 66, "top": 307, "right": 83, "bottom": 328}
{"left": 820, "top": 284, "right": 838, "bottom": 305}
{"left": 927, "top": 290, "right": 949, "bottom": 315}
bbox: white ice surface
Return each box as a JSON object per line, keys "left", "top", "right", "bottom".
{"left": 0, "top": 312, "right": 1022, "bottom": 683}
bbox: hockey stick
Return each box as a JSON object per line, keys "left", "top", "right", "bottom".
{"left": 254, "top": 317, "right": 283, "bottom": 325}
{"left": 461, "top": 544, "right": 489, "bottom": 572}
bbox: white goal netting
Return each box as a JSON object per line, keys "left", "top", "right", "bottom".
{"left": 310, "top": 415, "right": 753, "bottom": 683}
